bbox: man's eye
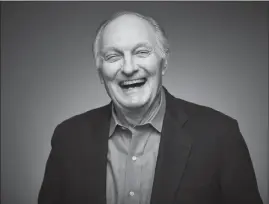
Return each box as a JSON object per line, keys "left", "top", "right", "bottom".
{"left": 135, "top": 50, "right": 151, "bottom": 57}
{"left": 104, "top": 55, "right": 121, "bottom": 62}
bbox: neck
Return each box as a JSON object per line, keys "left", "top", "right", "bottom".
{"left": 114, "top": 89, "right": 162, "bottom": 127}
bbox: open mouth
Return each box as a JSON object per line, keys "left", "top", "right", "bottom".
{"left": 119, "top": 78, "right": 147, "bottom": 89}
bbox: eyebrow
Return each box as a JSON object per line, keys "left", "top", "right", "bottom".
{"left": 100, "top": 42, "right": 152, "bottom": 55}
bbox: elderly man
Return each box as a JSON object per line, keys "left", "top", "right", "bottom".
{"left": 38, "top": 11, "right": 263, "bottom": 204}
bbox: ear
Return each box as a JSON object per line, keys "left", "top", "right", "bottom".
{"left": 97, "top": 68, "right": 104, "bottom": 84}
{"left": 161, "top": 58, "right": 168, "bottom": 76}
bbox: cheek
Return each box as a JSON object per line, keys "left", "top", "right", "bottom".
{"left": 101, "top": 62, "right": 122, "bottom": 80}
{"left": 137, "top": 56, "right": 163, "bottom": 75}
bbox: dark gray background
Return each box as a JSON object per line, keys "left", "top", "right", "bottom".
{"left": 1, "top": 2, "right": 268, "bottom": 204}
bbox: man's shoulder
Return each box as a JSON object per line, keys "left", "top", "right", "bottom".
{"left": 56, "top": 103, "right": 111, "bottom": 131}
{"left": 170, "top": 95, "right": 240, "bottom": 144}
{"left": 170, "top": 93, "right": 237, "bottom": 127}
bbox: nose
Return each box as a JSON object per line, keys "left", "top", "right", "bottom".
{"left": 121, "top": 54, "right": 137, "bottom": 76}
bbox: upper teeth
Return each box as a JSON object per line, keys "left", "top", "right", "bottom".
{"left": 122, "top": 79, "right": 145, "bottom": 85}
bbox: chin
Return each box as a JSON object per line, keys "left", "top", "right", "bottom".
{"left": 113, "top": 93, "right": 149, "bottom": 109}
{"left": 109, "top": 84, "right": 155, "bottom": 110}
{"left": 119, "top": 99, "right": 148, "bottom": 110}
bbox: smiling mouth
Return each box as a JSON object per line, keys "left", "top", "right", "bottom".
{"left": 119, "top": 78, "right": 147, "bottom": 89}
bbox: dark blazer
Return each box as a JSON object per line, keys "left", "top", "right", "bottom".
{"left": 38, "top": 87, "right": 263, "bottom": 204}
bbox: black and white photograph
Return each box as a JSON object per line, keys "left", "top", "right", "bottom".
{"left": 1, "top": 2, "right": 268, "bottom": 204}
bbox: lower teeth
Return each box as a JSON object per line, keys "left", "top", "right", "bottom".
{"left": 125, "top": 83, "right": 145, "bottom": 89}
{"left": 120, "top": 80, "right": 147, "bottom": 89}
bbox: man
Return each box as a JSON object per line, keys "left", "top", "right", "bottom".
{"left": 38, "top": 11, "right": 263, "bottom": 204}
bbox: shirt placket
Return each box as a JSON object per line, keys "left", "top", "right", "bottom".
{"left": 123, "top": 125, "right": 153, "bottom": 204}
{"left": 123, "top": 127, "right": 141, "bottom": 204}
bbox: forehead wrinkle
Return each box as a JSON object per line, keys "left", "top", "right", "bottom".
{"left": 101, "top": 14, "right": 156, "bottom": 51}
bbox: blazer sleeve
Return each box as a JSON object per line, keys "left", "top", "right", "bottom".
{"left": 38, "top": 125, "right": 64, "bottom": 204}
{"left": 220, "top": 120, "right": 263, "bottom": 204}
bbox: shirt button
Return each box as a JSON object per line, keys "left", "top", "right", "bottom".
{"left": 131, "top": 156, "right": 137, "bottom": 161}
{"left": 129, "top": 191, "right": 135, "bottom": 196}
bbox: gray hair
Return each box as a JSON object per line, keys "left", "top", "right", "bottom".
{"left": 92, "top": 11, "right": 170, "bottom": 69}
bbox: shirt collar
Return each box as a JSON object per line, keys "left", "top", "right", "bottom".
{"left": 109, "top": 87, "right": 166, "bottom": 137}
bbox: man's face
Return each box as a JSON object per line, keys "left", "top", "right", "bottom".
{"left": 98, "top": 15, "right": 167, "bottom": 110}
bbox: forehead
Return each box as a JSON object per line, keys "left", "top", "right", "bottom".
{"left": 101, "top": 15, "right": 156, "bottom": 51}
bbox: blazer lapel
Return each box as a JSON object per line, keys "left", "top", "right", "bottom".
{"left": 150, "top": 88, "right": 193, "bottom": 204}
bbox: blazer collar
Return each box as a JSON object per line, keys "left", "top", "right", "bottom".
{"left": 150, "top": 86, "right": 193, "bottom": 204}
